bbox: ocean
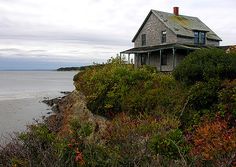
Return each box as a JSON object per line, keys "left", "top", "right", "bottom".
{"left": 0, "top": 71, "right": 77, "bottom": 141}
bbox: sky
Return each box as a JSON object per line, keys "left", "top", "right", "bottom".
{"left": 0, "top": 0, "right": 235, "bottom": 70}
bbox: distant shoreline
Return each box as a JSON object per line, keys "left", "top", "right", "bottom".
{"left": 57, "top": 65, "right": 102, "bottom": 71}
{"left": 0, "top": 65, "right": 97, "bottom": 71}
{"left": 0, "top": 69, "right": 56, "bottom": 71}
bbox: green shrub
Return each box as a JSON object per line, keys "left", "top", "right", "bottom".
{"left": 173, "top": 48, "right": 236, "bottom": 85}
{"left": 188, "top": 79, "right": 221, "bottom": 110}
{"left": 218, "top": 79, "right": 236, "bottom": 116}
{"left": 69, "top": 118, "right": 93, "bottom": 138}
{"left": 179, "top": 79, "right": 221, "bottom": 129}
{"left": 74, "top": 57, "right": 186, "bottom": 117}
{"left": 74, "top": 57, "right": 157, "bottom": 116}
{"left": 149, "top": 129, "right": 189, "bottom": 160}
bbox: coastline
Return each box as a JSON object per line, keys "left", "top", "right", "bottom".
{"left": 0, "top": 71, "right": 77, "bottom": 140}
{"left": 42, "top": 90, "right": 107, "bottom": 137}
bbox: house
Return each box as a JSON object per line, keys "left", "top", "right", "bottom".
{"left": 121, "top": 7, "right": 222, "bottom": 71}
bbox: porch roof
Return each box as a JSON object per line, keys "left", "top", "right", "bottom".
{"left": 121, "top": 43, "right": 212, "bottom": 54}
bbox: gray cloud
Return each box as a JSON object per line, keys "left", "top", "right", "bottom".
{"left": 0, "top": 0, "right": 235, "bottom": 70}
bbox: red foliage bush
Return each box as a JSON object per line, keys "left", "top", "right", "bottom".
{"left": 191, "top": 118, "right": 236, "bottom": 165}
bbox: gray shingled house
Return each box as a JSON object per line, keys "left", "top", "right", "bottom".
{"left": 121, "top": 7, "right": 222, "bottom": 71}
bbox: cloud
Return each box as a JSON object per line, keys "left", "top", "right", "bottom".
{"left": 0, "top": 0, "right": 235, "bottom": 69}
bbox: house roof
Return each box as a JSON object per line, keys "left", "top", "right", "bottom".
{"left": 132, "top": 10, "right": 222, "bottom": 42}
{"left": 121, "top": 43, "right": 214, "bottom": 54}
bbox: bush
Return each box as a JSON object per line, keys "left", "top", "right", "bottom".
{"left": 173, "top": 48, "right": 236, "bottom": 85}
{"left": 149, "top": 129, "right": 189, "bottom": 160}
{"left": 188, "top": 79, "right": 221, "bottom": 110}
{"left": 102, "top": 113, "right": 181, "bottom": 165}
{"left": 0, "top": 124, "right": 65, "bottom": 167}
{"left": 180, "top": 79, "right": 221, "bottom": 129}
{"left": 218, "top": 79, "right": 236, "bottom": 117}
{"left": 190, "top": 119, "right": 236, "bottom": 166}
{"left": 74, "top": 57, "right": 186, "bottom": 117}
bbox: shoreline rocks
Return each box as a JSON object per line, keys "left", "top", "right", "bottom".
{"left": 42, "top": 90, "right": 108, "bottom": 140}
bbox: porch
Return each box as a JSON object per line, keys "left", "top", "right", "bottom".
{"left": 121, "top": 43, "right": 201, "bottom": 71}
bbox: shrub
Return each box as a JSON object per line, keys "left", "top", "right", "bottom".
{"left": 217, "top": 79, "right": 236, "bottom": 118}
{"left": 74, "top": 57, "right": 186, "bottom": 117}
{"left": 101, "top": 113, "right": 182, "bottom": 165}
{"left": 181, "top": 79, "right": 236, "bottom": 129}
{"left": 188, "top": 79, "right": 221, "bottom": 110}
{"left": 173, "top": 48, "right": 236, "bottom": 85}
{"left": 190, "top": 119, "right": 236, "bottom": 166}
{"left": 149, "top": 129, "right": 189, "bottom": 160}
{"left": 0, "top": 124, "right": 65, "bottom": 167}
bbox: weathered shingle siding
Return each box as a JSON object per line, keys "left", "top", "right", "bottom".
{"left": 177, "top": 36, "right": 194, "bottom": 45}
{"left": 177, "top": 36, "right": 220, "bottom": 46}
{"left": 206, "top": 39, "right": 219, "bottom": 46}
{"left": 134, "top": 13, "right": 177, "bottom": 48}
{"left": 149, "top": 53, "right": 159, "bottom": 67}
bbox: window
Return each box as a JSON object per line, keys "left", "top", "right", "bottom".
{"left": 194, "top": 31, "right": 206, "bottom": 45}
{"left": 161, "top": 54, "right": 167, "bottom": 65}
{"left": 141, "top": 34, "right": 146, "bottom": 46}
{"left": 161, "top": 31, "right": 167, "bottom": 43}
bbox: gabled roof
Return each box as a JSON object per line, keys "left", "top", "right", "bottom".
{"left": 132, "top": 10, "right": 222, "bottom": 42}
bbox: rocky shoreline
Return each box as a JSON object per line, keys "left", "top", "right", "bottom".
{"left": 41, "top": 90, "right": 107, "bottom": 137}
{"left": 41, "top": 91, "right": 75, "bottom": 133}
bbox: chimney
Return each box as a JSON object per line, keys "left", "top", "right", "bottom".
{"left": 173, "top": 7, "right": 179, "bottom": 16}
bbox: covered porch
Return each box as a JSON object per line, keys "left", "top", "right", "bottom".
{"left": 121, "top": 43, "right": 201, "bottom": 72}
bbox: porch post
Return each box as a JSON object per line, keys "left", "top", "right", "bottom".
{"left": 148, "top": 52, "right": 150, "bottom": 65}
{"left": 136, "top": 53, "right": 139, "bottom": 67}
{"left": 172, "top": 48, "right": 175, "bottom": 69}
{"left": 159, "top": 50, "right": 162, "bottom": 71}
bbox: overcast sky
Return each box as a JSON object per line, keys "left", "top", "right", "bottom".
{"left": 0, "top": 0, "right": 235, "bottom": 70}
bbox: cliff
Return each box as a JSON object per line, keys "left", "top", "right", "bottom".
{"left": 45, "top": 90, "right": 108, "bottom": 140}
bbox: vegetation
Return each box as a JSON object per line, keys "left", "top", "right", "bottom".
{"left": 74, "top": 58, "right": 185, "bottom": 117}
{"left": 1, "top": 48, "right": 236, "bottom": 166}
{"left": 57, "top": 64, "right": 104, "bottom": 71}
{"left": 173, "top": 48, "right": 236, "bottom": 85}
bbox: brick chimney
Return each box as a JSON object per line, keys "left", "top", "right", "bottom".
{"left": 173, "top": 7, "right": 179, "bottom": 16}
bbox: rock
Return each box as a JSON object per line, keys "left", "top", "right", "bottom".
{"left": 42, "top": 90, "right": 108, "bottom": 141}
{"left": 60, "top": 91, "right": 71, "bottom": 95}
{"left": 51, "top": 105, "right": 59, "bottom": 113}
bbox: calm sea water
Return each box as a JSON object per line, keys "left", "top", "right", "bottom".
{"left": 0, "top": 71, "right": 77, "bottom": 140}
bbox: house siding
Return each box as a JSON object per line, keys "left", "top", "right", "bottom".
{"left": 177, "top": 36, "right": 220, "bottom": 46}
{"left": 206, "top": 39, "right": 219, "bottom": 46}
{"left": 177, "top": 36, "right": 194, "bottom": 45}
{"left": 134, "top": 13, "right": 177, "bottom": 48}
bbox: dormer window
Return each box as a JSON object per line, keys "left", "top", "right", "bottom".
{"left": 161, "top": 31, "right": 167, "bottom": 43}
{"left": 141, "top": 34, "right": 146, "bottom": 46}
{"left": 194, "top": 31, "right": 206, "bottom": 45}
